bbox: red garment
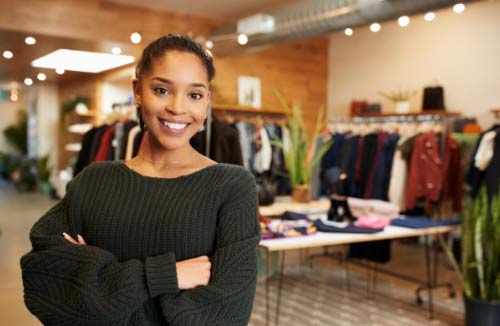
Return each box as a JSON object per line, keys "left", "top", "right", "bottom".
{"left": 95, "top": 125, "right": 116, "bottom": 162}
{"left": 405, "top": 132, "right": 462, "bottom": 212}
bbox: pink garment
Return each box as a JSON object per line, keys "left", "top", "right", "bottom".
{"left": 355, "top": 216, "right": 392, "bottom": 229}
{"left": 347, "top": 197, "right": 400, "bottom": 219}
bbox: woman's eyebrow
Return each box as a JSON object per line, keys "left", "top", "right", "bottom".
{"left": 151, "top": 77, "right": 207, "bottom": 90}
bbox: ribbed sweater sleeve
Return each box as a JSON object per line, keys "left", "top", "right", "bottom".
{"left": 159, "top": 170, "right": 260, "bottom": 325}
{"left": 20, "top": 178, "right": 179, "bottom": 325}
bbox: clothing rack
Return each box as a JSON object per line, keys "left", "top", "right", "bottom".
{"left": 328, "top": 111, "right": 461, "bottom": 319}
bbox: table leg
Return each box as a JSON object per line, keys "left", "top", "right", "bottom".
{"left": 425, "top": 234, "right": 434, "bottom": 319}
{"left": 266, "top": 249, "right": 270, "bottom": 326}
{"left": 275, "top": 251, "right": 286, "bottom": 326}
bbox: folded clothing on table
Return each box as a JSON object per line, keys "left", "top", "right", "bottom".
{"left": 391, "top": 216, "right": 461, "bottom": 229}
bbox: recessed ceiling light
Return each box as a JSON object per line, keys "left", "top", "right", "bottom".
{"left": 344, "top": 28, "right": 353, "bottom": 36}
{"left": 112, "top": 47, "right": 122, "bottom": 55}
{"left": 424, "top": 12, "right": 436, "bottom": 21}
{"left": 25, "top": 36, "right": 37, "bottom": 45}
{"left": 205, "top": 40, "right": 214, "bottom": 49}
{"left": 453, "top": 3, "right": 465, "bottom": 14}
{"left": 3, "top": 51, "right": 13, "bottom": 59}
{"left": 37, "top": 73, "right": 47, "bottom": 81}
{"left": 32, "top": 49, "right": 135, "bottom": 73}
{"left": 55, "top": 68, "right": 65, "bottom": 75}
{"left": 398, "top": 16, "right": 410, "bottom": 27}
{"left": 24, "top": 78, "right": 33, "bottom": 86}
{"left": 370, "top": 23, "right": 381, "bottom": 32}
{"left": 130, "top": 32, "right": 142, "bottom": 44}
{"left": 237, "top": 33, "right": 248, "bottom": 45}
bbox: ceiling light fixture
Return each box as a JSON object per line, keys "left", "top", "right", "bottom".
{"left": 424, "top": 12, "right": 436, "bottom": 21}
{"left": 205, "top": 40, "right": 214, "bottom": 49}
{"left": 344, "top": 28, "right": 353, "bottom": 36}
{"left": 130, "top": 32, "right": 142, "bottom": 44}
{"left": 3, "top": 51, "right": 13, "bottom": 59}
{"left": 55, "top": 68, "right": 65, "bottom": 75}
{"left": 237, "top": 33, "right": 248, "bottom": 45}
{"left": 24, "top": 78, "right": 33, "bottom": 86}
{"left": 37, "top": 73, "right": 47, "bottom": 81}
{"left": 25, "top": 36, "right": 37, "bottom": 45}
{"left": 112, "top": 47, "right": 122, "bottom": 55}
{"left": 370, "top": 23, "right": 381, "bottom": 33}
{"left": 453, "top": 3, "right": 465, "bottom": 14}
{"left": 32, "top": 49, "right": 135, "bottom": 73}
{"left": 398, "top": 16, "right": 410, "bottom": 27}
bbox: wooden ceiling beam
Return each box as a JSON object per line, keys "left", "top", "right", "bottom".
{"left": 0, "top": 0, "right": 222, "bottom": 44}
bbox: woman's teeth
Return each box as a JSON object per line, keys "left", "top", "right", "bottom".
{"left": 162, "top": 120, "right": 188, "bottom": 130}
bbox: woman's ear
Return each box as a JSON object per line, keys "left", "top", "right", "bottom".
{"left": 132, "top": 78, "right": 142, "bottom": 106}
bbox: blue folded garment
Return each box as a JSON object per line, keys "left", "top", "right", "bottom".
{"left": 282, "top": 211, "right": 309, "bottom": 221}
{"left": 391, "top": 216, "right": 461, "bottom": 229}
{"left": 314, "top": 219, "right": 383, "bottom": 234}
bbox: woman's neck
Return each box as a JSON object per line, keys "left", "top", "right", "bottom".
{"left": 138, "top": 132, "right": 196, "bottom": 168}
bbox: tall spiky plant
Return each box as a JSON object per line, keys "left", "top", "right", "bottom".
{"left": 270, "top": 91, "right": 333, "bottom": 186}
{"left": 440, "top": 187, "right": 500, "bottom": 301}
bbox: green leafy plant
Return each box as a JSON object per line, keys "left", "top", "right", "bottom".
{"left": 440, "top": 187, "right": 500, "bottom": 301}
{"left": 36, "top": 154, "right": 51, "bottom": 182}
{"left": 3, "top": 109, "right": 28, "bottom": 155}
{"left": 378, "top": 89, "right": 417, "bottom": 102}
{"left": 270, "top": 91, "right": 333, "bottom": 186}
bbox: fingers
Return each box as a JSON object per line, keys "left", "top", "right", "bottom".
{"left": 62, "top": 233, "right": 87, "bottom": 246}
{"left": 77, "top": 234, "right": 87, "bottom": 245}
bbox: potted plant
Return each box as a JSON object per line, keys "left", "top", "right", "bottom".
{"left": 378, "top": 89, "right": 417, "bottom": 114}
{"left": 441, "top": 188, "right": 500, "bottom": 325}
{"left": 271, "top": 92, "right": 333, "bottom": 203}
{"left": 36, "top": 154, "right": 52, "bottom": 194}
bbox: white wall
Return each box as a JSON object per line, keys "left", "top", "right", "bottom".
{"left": 327, "top": 0, "right": 500, "bottom": 128}
{"left": 35, "top": 84, "right": 59, "bottom": 168}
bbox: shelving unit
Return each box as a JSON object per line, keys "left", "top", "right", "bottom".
{"left": 212, "top": 103, "right": 286, "bottom": 115}
{"left": 350, "top": 110, "right": 461, "bottom": 118}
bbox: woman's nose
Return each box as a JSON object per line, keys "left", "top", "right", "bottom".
{"left": 166, "top": 94, "right": 186, "bottom": 115}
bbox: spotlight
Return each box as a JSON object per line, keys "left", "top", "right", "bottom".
{"left": 344, "top": 28, "right": 353, "bottom": 36}
{"left": 453, "top": 3, "right": 465, "bottom": 14}
{"left": 25, "top": 36, "right": 37, "bottom": 45}
{"left": 398, "top": 16, "right": 410, "bottom": 27}
{"left": 237, "top": 34, "right": 248, "bottom": 45}
{"left": 424, "top": 12, "right": 436, "bottom": 21}
{"left": 130, "top": 32, "right": 142, "bottom": 44}
{"left": 370, "top": 23, "right": 381, "bottom": 33}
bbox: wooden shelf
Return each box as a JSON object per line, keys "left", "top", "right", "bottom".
{"left": 351, "top": 110, "right": 461, "bottom": 118}
{"left": 212, "top": 103, "right": 286, "bottom": 115}
{"left": 75, "top": 111, "right": 96, "bottom": 117}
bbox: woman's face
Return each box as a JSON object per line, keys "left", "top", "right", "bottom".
{"left": 134, "top": 50, "right": 210, "bottom": 151}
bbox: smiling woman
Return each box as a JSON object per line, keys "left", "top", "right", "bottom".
{"left": 20, "top": 34, "right": 260, "bottom": 326}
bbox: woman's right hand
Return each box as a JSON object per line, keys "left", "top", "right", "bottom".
{"left": 176, "top": 256, "right": 211, "bottom": 290}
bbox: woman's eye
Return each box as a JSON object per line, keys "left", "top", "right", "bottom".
{"left": 154, "top": 87, "right": 169, "bottom": 95}
{"left": 190, "top": 93, "right": 203, "bottom": 100}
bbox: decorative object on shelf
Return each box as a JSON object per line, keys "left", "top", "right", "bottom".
{"left": 440, "top": 187, "right": 500, "bottom": 326}
{"left": 422, "top": 86, "right": 445, "bottom": 111}
{"left": 378, "top": 88, "right": 417, "bottom": 114}
{"left": 238, "top": 76, "right": 261, "bottom": 108}
{"left": 60, "top": 96, "right": 90, "bottom": 131}
{"left": 271, "top": 91, "right": 333, "bottom": 203}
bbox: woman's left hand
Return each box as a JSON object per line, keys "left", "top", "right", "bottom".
{"left": 62, "top": 232, "right": 87, "bottom": 245}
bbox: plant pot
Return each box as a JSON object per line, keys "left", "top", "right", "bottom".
{"left": 395, "top": 101, "right": 410, "bottom": 113}
{"left": 465, "top": 295, "right": 500, "bottom": 326}
{"left": 292, "top": 185, "right": 311, "bottom": 203}
{"left": 39, "top": 181, "right": 52, "bottom": 194}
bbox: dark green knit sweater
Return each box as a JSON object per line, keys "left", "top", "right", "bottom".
{"left": 21, "top": 161, "right": 260, "bottom": 326}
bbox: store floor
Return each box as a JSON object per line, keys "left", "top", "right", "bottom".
{"left": 0, "top": 183, "right": 463, "bottom": 326}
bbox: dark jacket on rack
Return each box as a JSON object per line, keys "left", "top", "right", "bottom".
{"left": 466, "top": 124, "right": 500, "bottom": 200}
{"left": 190, "top": 116, "right": 243, "bottom": 165}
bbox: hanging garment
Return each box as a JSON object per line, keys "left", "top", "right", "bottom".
{"left": 125, "top": 125, "right": 141, "bottom": 160}
{"left": 95, "top": 125, "right": 116, "bottom": 162}
{"left": 74, "top": 127, "right": 99, "bottom": 176}
{"left": 236, "top": 121, "right": 252, "bottom": 169}
{"left": 371, "top": 133, "right": 400, "bottom": 200}
{"left": 388, "top": 135, "right": 411, "bottom": 210}
{"left": 254, "top": 126, "right": 272, "bottom": 173}
{"left": 474, "top": 130, "right": 497, "bottom": 171}
{"left": 358, "top": 133, "right": 378, "bottom": 198}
